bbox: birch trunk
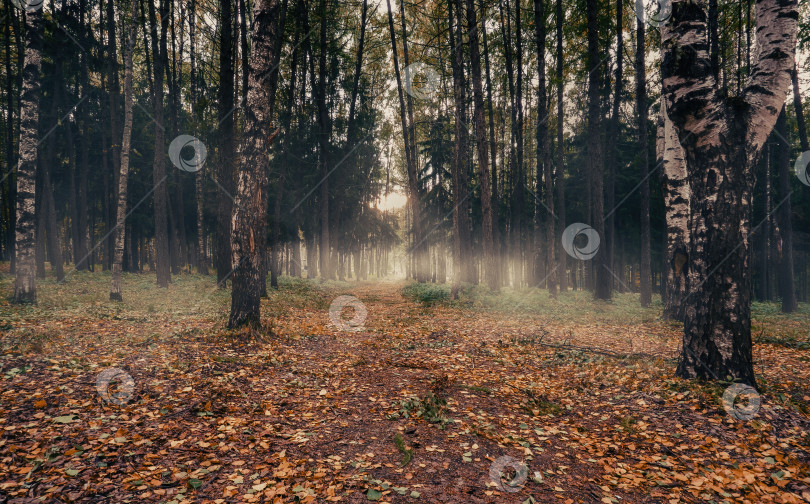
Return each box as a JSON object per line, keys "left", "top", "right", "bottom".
{"left": 661, "top": 107, "right": 689, "bottom": 320}
{"left": 110, "top": 8, "right": 136, "bottom": 301}
{"left": 228, "top": 0, "right": 281, "bottom": 328}
{"left": 13, "top": 7, "right": 43, "bottom": 304}
{"left": 663, "top": 0, "right": 798, "bottom": 385}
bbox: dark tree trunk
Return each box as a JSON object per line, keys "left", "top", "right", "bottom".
{"left": 387, "top": 0, "right": 424, "bottom": 284}
{"left": 148, "top": 0, "right": 172, "bottom": 288}
{"left": 447, "top": 0, "right": 473, "bottom": 297}
{"left": 481, "top": 6, "right": 501, "bottom": 288}
{"left": 13, "top": 6, "right": 42, "bottom": 303}
{"left": 773, "top": 108, "right": 795, "bottom": 313}
{"left": 636, "top": 16, "right": 651, "bottom": 306}
{"left": 792, "top": 64, "right": 809, "bottom": 152}
{"left": 513, "top": 0, "right": 525, "bottom": 287}
{"left": 555, "top": 0, "right": 566, "bottom": 292}
{"left": 534, "top": 0, "right": 554, "bottom": 297}
{"left": 316, "top": 0, "right": 331, "bottom": 280}
{"left": 664, "top": 0, "right": 798, "bottom": 385}
{"left": 758, "top": 145, "right": 771, "bottom": 301}
{"left": 217, "top": 0, "right": 235, "bottom": 285}
{"left": 605, "top": 0, "right": 622, "bottom": 289}
{"left": 229, "top": 0, "right": 282, "bottom": 328}
{"left": 466, "top": 0, "right": 497, "bottom": 291}
{"left": 41, "top": 155, "right": 63, "bottom": 282}
{"left": 2, "top": 0, "right": 12, "bottom": 263}
{"left": 399, "top": 0, "right": 426, "bottom": 282}
{"left": 270, "top": 0, "right": 300, "bottom": 290}
{"left": 188, "top": 0, "right": 208, "bottom": 275}
{"left": 586, "top": 0, "right": 609, "bottom": 300}
{"left": 76, "top": 0, "right": 91, "bottom": 271}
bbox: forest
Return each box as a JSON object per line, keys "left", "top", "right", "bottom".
{"left": 0, "top": 0, "right": 809, "bottom": 501}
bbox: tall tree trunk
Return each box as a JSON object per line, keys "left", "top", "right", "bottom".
{"left": 636, "top": 15, "right": 651, "bottom": 306}
{"left": 555, "top": 0, "right": 566, "bottom": 292}
{"left": 111, "top": 9, "right": 136, "bottom": 301}
{"left": 229, "top": 0, "right": 282, "bottom": 328}
{"left": 2, "top": 0, "right": 13, "bottom": 263}
{"left": 387, "top": 0, "right": 423, "bottom": 283}
{"left": 188, "top": 0, "right": 208, "bottom": 275}
{"left": 41, "top": 154, "right": 63, "bottom": 282}
{"left": 448, "top": 0, "right": 473, "bottom": 297}
{"left": 315, "top": 0, "right": 331, "bottom": 280}
{"left": 271, "top": 0, "right": 304, "bottom": 289}
{"left": 13, "top": 6, "right": 42, "bottom": 303}
{"left": 147, "top": 0, "right": 172, "bottom": 288}
{"left": 664, "top": 0, "right": 798, "bottom": 385}
{"left": 217, "top": 0, "right": 235, "bottom": 285}
{"left": 792, "top": 64, "right": 809, "bottom": 152}
{"left": 513, "top": 0, "right": 525, "bottom": 286}
{"left": 481, "top": 5, "right": 500, "bottom": 287}
{"left": 534, "top": 0, "right": 554, "bottom": 296}
{"left": 587, "top": 0, "right": 609, "bottom": 300}
{"left": 399, "top": 0, "right": 426, "bottom": 282}
{"left": 773, "top": 108, "right": 795, "bottom": 312}
{"left": 466, "top": 0, "right": 497, "bottom": 291}
{"left": 661, "top": 106, "right": 689, "bottom": 320}
{"left": 758, "top": 145, "right": 771, "bottom": 300}
{"left": 605, "top": 0, "right": 622, "bottom": 288}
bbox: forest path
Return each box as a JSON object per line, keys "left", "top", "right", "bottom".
{"left": 0, "top": 273, "right": 808, "bottom": 503}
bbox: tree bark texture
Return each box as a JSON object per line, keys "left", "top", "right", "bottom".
{"left": 228, "top": 0, "right": 282, "bottom": 328}
{"left": 13, "top": 7, "right": 43, "bottom": 304}
{"left": 663, "top": 0, "right": 798, "bottom": 385}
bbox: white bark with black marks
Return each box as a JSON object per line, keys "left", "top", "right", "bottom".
{"left": 661, "top": 106, "right": 689, "bottom": 320}
{"left": 663, "top": 0, "right": 798, "bottom": 385}
{"left": 229, "top": 0, "right": 282, "bottom": 328}
{"left": 13, "top": 7, "right": 43, "bottom": 304}
{"left": 110, "top": 6, "right": 136, "bottom": 301}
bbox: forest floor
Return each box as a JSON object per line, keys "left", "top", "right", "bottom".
{"left": 0, "top": 269, "right": 809, "bottom": 504}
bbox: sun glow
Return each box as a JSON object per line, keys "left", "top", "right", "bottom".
{"left": 373, "top": 191, "right": 408, "bottom": 211}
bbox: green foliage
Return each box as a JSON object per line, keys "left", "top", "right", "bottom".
{"left": 397, "top": 393, "right": 449, "bottom": 426}
{"left": 400, "top": 283, "right": 450, "bottom": 306}
{"left": 393, "top": 433, "right": 413, "bottom": 467}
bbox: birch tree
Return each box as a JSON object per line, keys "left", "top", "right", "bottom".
{"left": 110, "top": 2, "right": 136, "bottom": 301}
{"left": 229, "top": 0, "right": 282, "bottom": 328}
{"left": 13, "top": 4, "right": 43, "bottom": 304}
{"left": 661, "top": 107, "right": 689, "bottom": 320}
{"left": 663, "top": 0, "right": 798, "bottom": 385}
